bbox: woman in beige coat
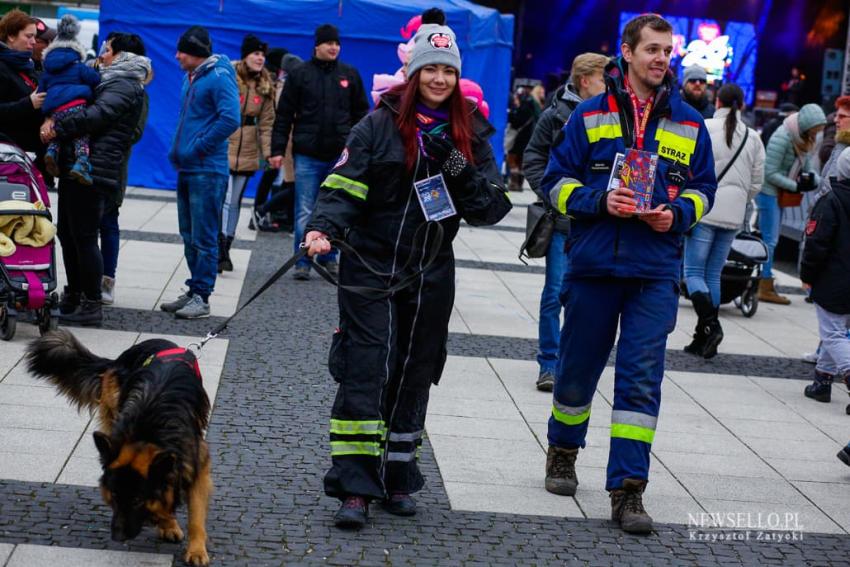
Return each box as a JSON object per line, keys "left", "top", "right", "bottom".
{"left": 219, "top": 34, "right": 275, "bottom": 272}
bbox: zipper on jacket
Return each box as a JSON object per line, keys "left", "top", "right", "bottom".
{"left": 173, "top": 83, "right": 196, "bottom": 164}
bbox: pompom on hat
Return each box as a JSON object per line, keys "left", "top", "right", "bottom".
{"left": 406, "top": 7, "right": 461, "bottom": 77}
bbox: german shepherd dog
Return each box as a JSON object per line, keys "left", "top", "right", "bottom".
{"left": 26, "top": 329, "right": 212, "bottom": 566}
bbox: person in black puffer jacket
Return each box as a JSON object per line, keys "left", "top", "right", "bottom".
{"left": 800, "top": 147, "right": 850, "bottom": 404}
{"left": 42, "top": 47, "right": 148, "bottom": 326}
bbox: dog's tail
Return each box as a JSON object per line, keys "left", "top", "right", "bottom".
{"left": 25, "top": 329, "right": 114, "bottom": 411}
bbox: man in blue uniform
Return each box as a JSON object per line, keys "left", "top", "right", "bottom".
{"left": 541, "top": 14, "right": 716, "bottom": 534}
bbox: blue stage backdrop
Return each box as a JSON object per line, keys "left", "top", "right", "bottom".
{"left": 100, "top": 0, "right": 514, "bottom": 193}
{"left": 619, "top": 12, "right": 757, "bottom": 105}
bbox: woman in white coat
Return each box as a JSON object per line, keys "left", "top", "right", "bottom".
{"left": 683, "top": 84, "right": 765, "bottom": 358}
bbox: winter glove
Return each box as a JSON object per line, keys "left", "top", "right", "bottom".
{"left": 796, "top": 171, "right": 817, "bottom": 193}
{"left": 422, "top": 133, "right": 472, "bottom": 178}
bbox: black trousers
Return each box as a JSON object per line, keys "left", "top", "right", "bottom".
{"left": 57, "top": 179, "right": 105, "bottom": 300}
{"left": 323, "top": 248, "right": 454, "bottom": 501}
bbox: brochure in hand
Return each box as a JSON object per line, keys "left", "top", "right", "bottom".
{"left": 607, "top": 149, "right": 658, "bottom": 213}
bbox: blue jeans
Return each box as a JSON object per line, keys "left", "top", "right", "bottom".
{"left": 294, "top": 153, "right": 337, "bottom": 268}
{"left": 221, "top": 172, "right": 253, "bottom": 237}
{"left": 537, "top": 231, "right": 569, "bottom": 374}
{"left": 100, "top": 203, "right": 120, "bottom": 279}
{"left": 683, "top": 223, "right": 737, "bottom": 307}
{"left": 755, "top": 192, "right": 780, "bottom": 278}
{"left": 176, "top": 172, "right": 227, "bottom": 300}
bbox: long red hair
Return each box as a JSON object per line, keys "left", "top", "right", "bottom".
{"left": 383, "top": 70, "right": 475, "bottom": 172}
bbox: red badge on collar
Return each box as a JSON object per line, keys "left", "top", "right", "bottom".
{"left": 339, "top": 78, "right": 349, "bottom": 88}
{"left": 806, "top": 219, "right": 817, "bottom": 236}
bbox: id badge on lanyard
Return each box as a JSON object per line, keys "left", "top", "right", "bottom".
{"left": 414, "top": 172, "right": 457, "bottom": 222}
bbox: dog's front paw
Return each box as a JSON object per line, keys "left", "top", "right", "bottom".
{"left": 184, "top": 544, "right": 209, "bottom": 566}
{"left": 158, "top": 522, "right": 184, "bottom": 542}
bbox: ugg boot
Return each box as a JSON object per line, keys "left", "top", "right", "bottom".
{"left": 758, "top": 277, "right": 791, "bottom": 305}
{"left": 804, "top": 369, "right": 834, "bottom": 403}
{"left": 610, "top": 478, "right": 653, "bottom": 534}
{"left": 59, "top": 294, "right": 102, "bottom": 327}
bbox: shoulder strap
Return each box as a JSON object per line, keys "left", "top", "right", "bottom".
{"left": 716, "top": 126, "right": 749, "bottom": 183}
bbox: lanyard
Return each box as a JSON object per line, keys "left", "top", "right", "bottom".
{"left": 624, "top": 77, "right": 654, "bottom": 150}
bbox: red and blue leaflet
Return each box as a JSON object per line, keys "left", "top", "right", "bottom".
{"left": 607, "top": 149, "right": 658, "bottom": 213}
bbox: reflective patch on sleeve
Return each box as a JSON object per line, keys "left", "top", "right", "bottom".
{"left": 806, "top": 219, "right": 817, "bottom": 236}
{"left": 583, "top": 111, "right": 622, "bottom": 144}
{"left": 323, "top": 173, "right": 368, "bottom": 201}
{"left": 680, "top": 189, "right": 709, "bottom": 226}
{"left": 548, "top": 177, "right": 583, "bottom": 214}
{"left": 655, "top": 119, "right": 699, "bottom": 166}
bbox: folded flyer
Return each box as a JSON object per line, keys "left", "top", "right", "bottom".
{"left": 606, "top": 149, "right": 658, "bottom": 213}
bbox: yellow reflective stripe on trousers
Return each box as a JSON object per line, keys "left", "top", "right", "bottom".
{"left": 680, "top": 190, "right": 709, "bottom": 226}
{"left": 610, "top": 423, "right": 655, "bottom": 444}
{"left": 611, "top": 410, "right": 656, "bottom": 444}
{"left": 552, "top": 402, "right": 591, "bottom": 426}
{"left": 330, "top": 441, "right": 383, "bottom": 457}
{"left": 329, "top": 419, "right": 386, "bottom": 437}
{"left": 323, "top": 173, "right": 368, "bottom": 201}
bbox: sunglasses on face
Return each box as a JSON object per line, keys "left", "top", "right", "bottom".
{"left": 687, "top": 79, "right": 707, "bottom": 84}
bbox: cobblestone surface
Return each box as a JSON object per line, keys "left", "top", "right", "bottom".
{"left": 1, "top": 230, "right": 847, "bottom": 566}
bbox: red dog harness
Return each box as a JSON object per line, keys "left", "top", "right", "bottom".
{"left": 142, "top": 348, "right": 202, "bottom": 381}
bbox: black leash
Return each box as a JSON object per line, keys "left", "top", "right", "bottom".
{"left": 189, "top": 222, "right": 444, "bottom": 353}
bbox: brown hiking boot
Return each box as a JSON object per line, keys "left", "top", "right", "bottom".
{"left": 545, "top": 446, "right": 579, "bottom": 495}
{"left": 757, "top": 277, "right": 791, "bottom": 305}
{"left": 610, "top": 478, "right": 653, "bottom": 534}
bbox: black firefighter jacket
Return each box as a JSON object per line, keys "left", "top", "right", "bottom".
{"left": 271, "top": 57, "right": 369, "bottom": 162}
{"left": 800, "top": 178, "right": 850, "bottom": 314}
{"left": 305, "top": 94, "right": 512, "bottom": 265}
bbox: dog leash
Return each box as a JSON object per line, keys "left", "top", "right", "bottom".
{"left": 188, "top": 222, "right": 444, "bottom": 354}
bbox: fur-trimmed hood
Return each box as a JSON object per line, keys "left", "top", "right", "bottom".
{"left": 42, "top": 39, "right": 86, "bottom": 65}
{"left": 233, "top": 60, "right": 272, "bottom": 97}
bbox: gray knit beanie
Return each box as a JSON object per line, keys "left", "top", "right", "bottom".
{"left": 406, "top": 8, "right": 461, "bottom": 77}
{"left": 837, "top": 147, "right": 850, "bottom": 181}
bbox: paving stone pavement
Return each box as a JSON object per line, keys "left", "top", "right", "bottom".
{"left": 1, "top": 190, "right": 849, "bottom": 566}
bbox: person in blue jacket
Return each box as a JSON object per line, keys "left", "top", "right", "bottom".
{"left": 540, "top": 14, "right": 716, "bottom": 534}
{"left": 162, "top": 26, "right": 240, "bottom": 319}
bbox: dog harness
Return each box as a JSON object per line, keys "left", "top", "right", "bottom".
{"left": 142, "top": 348, "right": 202, "bottom": 381}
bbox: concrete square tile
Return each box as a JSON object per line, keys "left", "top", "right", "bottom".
{"left": 655, "top": 451, "right": 781, "bottom": 479}
{"left": 793, "top": 481, "right": 850, "bottom": 533}
{"left": 723, "top": 418, "right": 831, "bottom": 442}
{"left": 0, "top": 404, "right": 91, "bottom": 431}
{"left": 0, "top": 427, "right": 81, "bottom": 456}
{"left": 575, "top": 487, "right": 703, "bottom": 526}
{"left": 0, "top": 451, "right": 67, "bottom": 482}
{"left": 428, "top": 397, "right": 525, "bottom": 421}
{"left": 765, "top": 457, "right": 850, "bottom": 484}
{"left": 6, "top": 544, "right": 173, "bottom": 567}
{"left": 742, "top": 436, "right": 842, "bottom": 461}
{"left": 651, "top": 430, "right": 754, "bottom": 456}
{"left": 56, "top": 456, "right": 101, "bottom": 486}
{"left": 696, "top": 498, "right": 844, "bottom": 534}
{"left": 0, "top": 384, "right": 82, "bottom": 408}
{"left": 0, "top": 544, "right": 13, "bottom": 565}
{"left": 676, "top": 473, "right": 805, "bottom": 504}
{"left": 444, "top": 481, "right": 584, "bottom": 517}
{"left": 426, "top": 414, "right": 537, "bottom": 442}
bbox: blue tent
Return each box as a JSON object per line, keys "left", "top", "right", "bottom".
{"left": 99, "top": 0, "right": 514, "bottom": 193}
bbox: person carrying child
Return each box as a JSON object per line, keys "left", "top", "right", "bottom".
{"left": 800, "top": 146, "right": 850, "bottom": 413}
{"left": 39, "top": 14, "right": 99, "bottom": 185}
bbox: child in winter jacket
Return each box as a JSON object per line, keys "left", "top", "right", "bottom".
{"left": 799, "top": 147, "right": 850, "bottom": 466}
{"left": 40, "top": 15, "right": 99, "bottom": 184}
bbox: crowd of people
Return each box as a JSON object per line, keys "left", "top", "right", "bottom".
{"left": 1, "top": 6, "right": 848, "bottom": 538}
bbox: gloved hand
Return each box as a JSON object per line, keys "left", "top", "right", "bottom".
{"left": 422, "top": 133, "right": 471, "bottom": 178}
{"left": 796, "top": 171, "right": 816, "bottom": 193}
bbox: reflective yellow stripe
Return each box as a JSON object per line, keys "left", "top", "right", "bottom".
{"left": 556, "top": 182, "right": 582, "bottom": 214}
{"left": 330, "top": 441, "right": 383, "bottom": 457}
{"left": 329, "top": 419, "right": 386, "bottom": 437}
{"left": 680, "top": 193, "right": 705, "bottom": 225}
{"left": 586, "top": 123, "right": 623, "bottom": 144}
{"left": 611, "top": 423, "right": 655, "bottom": 444}
{"left": 552, "top": 404, "right": 591, "bottom": 426}
{"left": 323, "top": 173, "right": 368, "bottom": 201}
{"left": 655, "top": 129, "right": 697, "bottom": 166}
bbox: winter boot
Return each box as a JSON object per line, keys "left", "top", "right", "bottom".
{"left": 757, "top": 277, "right": 791, "bottom": 305}
{"left": 219, "top": 235, "right": 234, "bottom": 272}
{"left": 508, "top": 172, "right": 525, "bottom": 192}
{"left": 59, "top": 294, "right": 102, "bottom": 327}
{"left": 101, "top": 276, "right": 115, "bottom": 305}
{"left": 804, "top": 369, "right": 834, "bottom": 403}
{"left": 44, "top": 146, "right": 59, "bottom": 177}
{"left": 544, "top": 446, "right": 579, "bottom": 496}
{"left": 382, "top": 493, "right": 417, "bottom": 517}
{"left": 684, "top": 291, "right": 712, "bottom": 356}
{"left": 70, "top": 155, "right": 93, "bottom": 186}
{"left": 334, "top": 496, "right": 368, "bottom": 529}
{"left": 58, "top": 286, "right": 81, "bottom": 315}
{"left": 610, "top": 478, "right": 653, "bottom": 534}
{"left": 701, "top": 306, "right": 724, "bottom": 359}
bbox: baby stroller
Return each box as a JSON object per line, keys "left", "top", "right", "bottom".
{"left": 722, "top": 232, "right": 769, "bottom": 318}
{"left": 0, "top": 138, "right": 59, "bottom": 340}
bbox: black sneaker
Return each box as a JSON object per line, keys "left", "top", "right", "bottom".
{"left": 610, "top": 478, "right": 653, "bottom": 534}
{"left": 804, "top": 370, "right": 833, "bottom": 403}
{"left": 536, "top": 371, "right": 555, "bottom": 392}
{"left": 58, "top": 286, "right": 80, "bottom": 315}
{"left": 544, "top": 446, "right": 579, "bottom": 496}
{"left": 59, "top": 296, "right": 102, "bottom": 327}
{"left": 334, "top": 496, "right": 368, "bottom": 529}
{"left": 382, "top": 493, "right": 416, "bottom": 517}
{"left": 838, "top": 446, "right": 850, "bottom": 467}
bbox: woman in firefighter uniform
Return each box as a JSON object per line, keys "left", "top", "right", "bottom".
{"left": 303, "top": 10, "right": 511, "bottom": 529}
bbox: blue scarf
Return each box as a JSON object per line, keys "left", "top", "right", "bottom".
{"left": 0, "top": 42, "right": 34, "bottom": 73}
